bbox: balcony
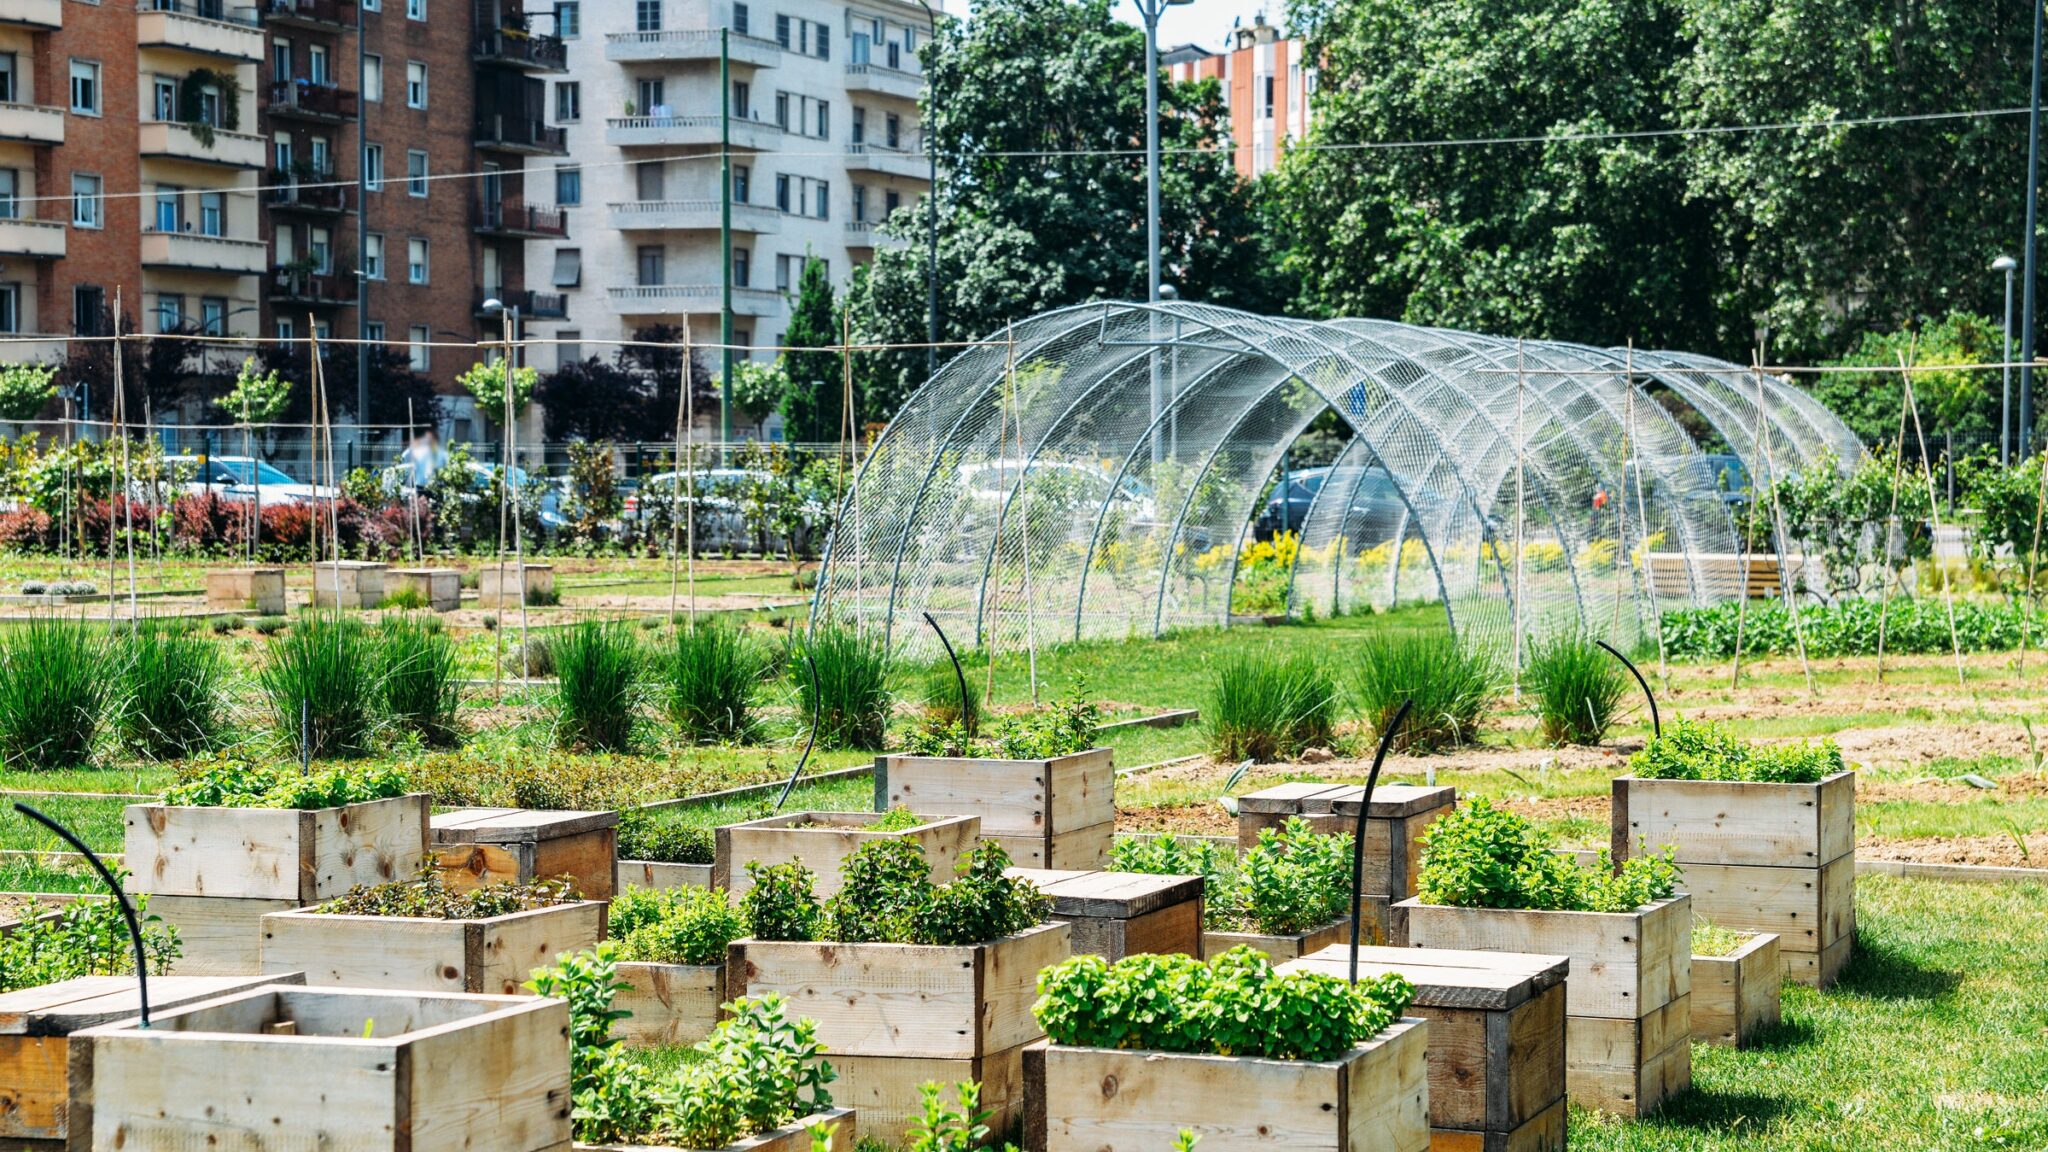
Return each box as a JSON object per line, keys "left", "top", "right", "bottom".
{"left": 0, "top": 217, "right": 65, "bottom": 259}
{"left": 474, "top": 199, "right": 569, "bottom": 238}
{"left": 844, "top": 62, "right": 922, "bottom": 102}
{"left": 136, "top": 2, "right": 264, "bottom": 62}
{"left": 141, "top": 230, "right": 268, "bottom": 275}
{"left": 474, "top": 26, "right": 568, "bottom": 72}
{"left": 139, "top": 120, "right": 268, "bottom": 168}
{"left": 265, "top": 171, "right": 350, "bottom": 214}
{"left": 844, "top": 220, "right": 905, "bottom": 253}
{"left": 0, "top": 334, "right": 70, "bottom": 363}
{"left": 0, "top": 0, "right": 61, "bottom": 28}
{"left": 265, "top": 81, "right": 359, "bottom": 122}
{"left": 473, "top": 113, "right": 568, "bottom": 155}
{"left": 0, "top": 103, "right": 64, "bottom": 146}
{"left": 843, "top": 142, "right": 928, "bottom": 182}
{"left": 473, "top": 289, "right": 568, "bottom": 319}
{"left": 604, "top": 28, "right": 780, "bottom": 68}
{"left": 606, "top": 284, "right": 780, "bottom": 318}
{"left": 605, "top": 199, "right": 781, "bottom": 234}
{"left": 259, "top": 0, "right": 354, "bottom": 29}
{"left": 605, "top": 115, "right": 782, "bottom": 151}
{"left": 268, "top": 267, "right": 356, "bottom": 306}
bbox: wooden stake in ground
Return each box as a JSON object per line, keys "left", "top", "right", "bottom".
{"left": 1512, "top": 339, "right": 1525, "bottom": 699}
{"left": 1898, "top": 353, "right": 1967, "bottom": 687}
{"left": 2019, "top": 432, "right": 2048, "bottom": 677}
{"left": 669, "top": 318, "right": 694, "bottom": 628}
{"left": 1752, "top": 353, "right": 1815, "bottom": 697}
{"left": 982, "top": 330, "right": 1016, "bottom": 709}
{"left": 1006, "top": 329, "right": 1039, "bottom": 707}
{"left": 106, "top": 288, "right": 123, "bottom": 633}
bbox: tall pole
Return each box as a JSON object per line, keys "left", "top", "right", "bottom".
{"left": 355, "top": 0, "right": 368, "bottom": 446}
{"left": 917, "top": 0, "right": 939, "bottom": 383}
{"left": 720, "top": 30, "right": 734, "bottom": 457}
{"left": 2004, "top": 259, "right": 2017, "bottom": 465}
{"left": 1143, "top": 0, "right": 1161, "bottom": 304}
{"left": 2023, "top": 0, "right": 2044, "bottom": 458}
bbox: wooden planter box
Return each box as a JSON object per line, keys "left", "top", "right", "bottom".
{"left": 432, "top": 807, "right": 620, "bottom": 901}
{"left": 620, "top": 860, "right": 714, "bottom": 891}
{"left": 1237, "top": 783, "right": 1456, "bottom": 944}
{"left": 71, "top": 984, "right": 570, "bottom": 1152}
{"left": 1204, "top": 917, "right": 1353, "bottom": 964}
{"left": 1612, "top": 772, "right": 1854, "bottom": 987}
{"left": 1284, "top": 945, "right": 1567, "bottom": 1152}
{"left": 1391, "top": 896, "right": 1690, "bottom": 1118}
{"left": 614, "top": 960, "right": 725, "bottom": 1048}
{"left": 204, "top": 566, "right": 285, "bottom": 614}
{"left": 714, "top": 811, "right": 979, "bottom": 899}
{"left": 877, "top": 748, "right": 1114, "bottom": 869}
{"left": 1692, "top": 932, "right": 1781, "bottom": 1048}
{"left": 578, "top": 1107, "right": 855, "bottom": 1152}
{"left": 312, "top": 560, "right": 389, "bottom": 608}
{"left": 728, "top": 922, "right": 1069, "bottom": 1142}
{"left": 1028, "top": 1020, "right": 1430, "bottom": 1152}
{"left": 261, "top": 899, "right": 607, "bottom": 994}
{"left": 478, "top": 562, "right": 555, "bottom": 608}
{"left": 387, "top": 566, "right": 462, "bottom": 612}
{"left": 0, "top": 972, "right": 297, "bottom": 1146}
{"left": 1011, "top": 868, "right": 1203, "bottom": 960}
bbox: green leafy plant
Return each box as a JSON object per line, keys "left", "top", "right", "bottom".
{"left": 1033, "top": 946, "right": 1413, "bottom": 1062}
{"left": 379, "top": 586, "right": 430, "bottom": 611}
{"left": 616, "top": 807, "right": 716, "bottom": 864}
{"left": 1630, "top": 717, "right": 1842, "bottom": 783}
{"left": 1658, "top": 597, "right": 2048, "bottom": 659}
{"left": 870, "top": 806, "right": 928, "bottom": 833}
{"left": 459, "top": 359, "right": 540, "bottom": 428}
{"left": 903, "top": 683, "right": 1100, "bottom": 760}
{"left": 259, "top": 613, "right": 378, "bottom": 759}
{"left": 1238, "top": 817, "right": 1353, "bottom": 935}
{"left": 552, "top": 621, "right": 641, "bottom": 752}
{"left": 664, "top": 623, "right": 765, "bottom": 743}
{"left": 1415, "top": 798, "right": 1680, "bottom": 914}
{"left": 791, "top": 626, "right": 892, "bottom": 751}
{"left": 316, "top": 864, "right": 578, "bottom": 918}
{"left": 823, "top": 837, "right": 939, "bottom": 943}
{"left": 375, "top": 614, "right": 460, "bottom": 745}
{"left": 114, "top": 620, "right": 227, "bottom": 759}
{"left": 161, "top": 761, "right": 411, "bottom": 809}
{"left": 1350, "top": 631, "right": 1498, "bottom": 752}
{"left": 526, "top": 941, "right": 664, "bottom": 1145}
{"left": 0, "top": 362, "right": 58, "bottom": 422}
{"left": 742, "top": 860, "right": 825, "bottom": 941}
{"left": 903, "top": 1081, "right": 1003, "bottom": 1152}
{"left": 217, "top": 357, "right": 292, "bottom": 424}
{"left": 1207, "top": 652, "right": 1337, "bottom": 762}
{"left": 1523, "top": 629, "right": 1627, "bottom": 746}
{"left": 0, "top": 887, "right": 181, "bottom": 993}
{"left": 1110, "top": 833, "right": 1242, "bottom": 931}
{"left": 1692, "top": 920, "right": 1750, "bottom": 958}
{"left": 610, "top": 885, "right": 745, "bottom": 967}
{"left": 0, "top": 617, "right": 110, "bottom": 770}
{"left": 747, "top": 842, "right": 1049, "bottom": 947}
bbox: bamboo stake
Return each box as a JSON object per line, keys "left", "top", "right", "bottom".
{"left": 1752, "top": 352, "right": 1814, "bottom": 696}
{"left": 2020, "top": 427, "right": 2048, "bottom": 677}
{"left": 982, "top": 330, "right": 1015, "bottom": 709}
{"left": 1009, "top": 331, "right": 1038, "bottom": 706}
{"left": 105, "top": 289, "right": 122, "bottom": 633}
{"left": 1899, "top": 354, "right": 1966, "bottom": 687}
{"left": 117, "top": 323, "right": 137, "bottom": 630}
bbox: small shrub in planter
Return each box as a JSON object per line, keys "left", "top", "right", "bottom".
{"left": 527, "top": 943, "right": 851, "bottom": 1151}
{"left": 1031, "top": 947, "right": 1426, "bottom": 1152}
{"left": 618, "top": 807, "right": 718, "bottom": 889}
{"left": 1523, "top": 628, "right": 1627, "bottom": 746}
{"left": 901, "top": 684, "right": 1099, "bottom": 761}
{"left": 716, "top": 807, "right": 980, "bottom": 898}
{"left": 1351, "top": 631, "right": 1498, "bottom": 752}
{"left": 0, "top": 888, "right": 181, "bottom": 994}
{"left": 607, "top": 885, "right": 746, "bottom": 1046}
{"left": 1125, "top": 818, "right": 1355, "bottom": 961}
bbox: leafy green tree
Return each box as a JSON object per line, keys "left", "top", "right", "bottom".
{"left": 216, "top": 358, "right": 292, "bottom": 425}
{"left": 779, "top": 257, "right": 844, "bottom": 444}
{"left": 0, "top": 363, "right": 58, "bottom": 423}
{"left": 460, "top": 359, "right": 539, "bottom": 429}
{"left": 1811, "top": 312, "right": 2002, "bottom": 448}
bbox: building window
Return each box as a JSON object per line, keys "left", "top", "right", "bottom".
{"left": 199, "top": 191, "right": 225, "bottom": 236}
{"left": 637, "top": 78, "right": 664, "bottom": 114}
{"left": 367, "top": 321, "right": 386, "bottom": 344}
{"left": 636, "top": 246, "right": 664, "bottom": 286}
{"left": 407, "top": 149, "right": 428, "bottom": 196}
{"left": 364, "top": 143, "right": 384, "bottom": 192}
{"left": 557, "top": 329, "right": 581, "bottom": 367}
{"left": 634, "top": 0, "right": 659, "bottom": 32}
{"left": 773, "top": 91, "right": 787, "bottom": 129}
{"left": 309, "top": 226, "right": 331, "bottom": 273}
{"left": 201, "top": 297, "right": 227, "bottom": 336}
{"left": 73, "top": 286, "right": 106, "bottom": 336}
{"left": 554, "top": 81, "right": 580, "bottom": 123}
{"left": 406, "top": 61, "right": 427, "bottom": 108}
{"left": 556, "top": 165, "right": 581, "bottom": 205}
{"left": 152, "top": 77, "right": 177, "bottom": 121}
{"left": 885, "top": 188, "right": 901, "bottom": 213}
{"left": 733, "top": 248, "right": 750, "bottom": 288}
{"left": 277, "top": 318, "right": 296, "bottom": 342}
{"left": 733, "top": 164, "right": 750, "bottom": 203}
{"left": 775, "top": 254, "right": 793, "bottom": 293}
{"left": 308, "top": 43, "right": 329, "bottom": 85}
{"left": 852, "top": 183, "right": 866, "bottom": 223}
{"left": 408, "top": 325, "right": 430, "bottom": 370}
{"left": 272, "top": 39, "right": 293, "bottom": 85}
{"left": 557, "top": 1, "right": 578, "bottom": 36}
{"left": 815, "top": 101, "right": 828, "bottom": 138}
{"left": 69, "top": 60, "right": 100, "bottom": 115}
{"left": 0, "top": 284, "right": 15, "bottom": 334}
{"left": 774, "top": 13, "right": 788, "bottom": 47}
{"left": 152, "top": 186, "right": 182, "bottom": 233}
{"left": 406, "top": 0, "right": 424, "bottom": 20}
{"left": 732, "top": 80, "right": 750, "bottom": 118}
{"left": 552, "top": 248, "right": 581, "bottom": 288}
{"left": 363, "top": 54, "right": 382, "bottom": 102}
{"left": 364, "top": 233, "right": 385, "bottom": 279}
{"left": 851, "top": 106, "right": 864, "bottom": 144}
{"left": 774, "top": 174, "right": 789, "bottom": 212}
{"left": 362, "top": 0, "right": 378, "bottom": 11}
{"left": 635, "top": 160, "right": 663, "bottom": 200}
{"left": 885, "top": 112, "right": 899, "bottom": 149}
{"left": 813, "top": 181, "right": 828, "bottom": 219}
{"left": 734, "top": 2, "right": 749, "bottom": 35}
{"left": 155, "top": 295, "right": 184, "bottom": 334}
{"left": 71, "top": 174, "right": 102, "bottom": 228}
{"left": 407, "top": 237, "right": 428, "bottom": 283}
{"left": 275, "top": 222, "right": 296, "bottom": 264}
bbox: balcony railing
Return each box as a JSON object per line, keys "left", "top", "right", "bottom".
{"left": 474, "top": 26, "right": 568, "bottom": 71}
{"left": 843, "top": 61, "right": 922, "bottom": 100}
{"left": 266, "top": 80, "right": 358, "bottom": 120}
{"left": 136, "top": 1, "right": 264, "bottom": 61}
{"left": 140, "top": 229, "right": 268, "bottom": 274}
{"left": 259, "top": 0, "right": 355, "bottom": 26}
{"left": 268, "top": 267, "right": 356, "bottom": 304}
{"left": 475, "top": 199, "right": 568, "bottom": 237}
{"left": 139, "top": 120, "right": 268, "bottom": 168}
{"left": 0, "top": 102, "right": 65, "bottom": 146}
{"left": 0, "top": 0, "right": 63, "bottom": 30}
{"left": 604, "top": 28, "right": 781, "bottom": 66}
{"left": 474, "top": 114, "right": 568, "bottom": 154}
{"left": 606, "top": 284, "right": 780, "bottom": 316}
{"left": 265, "top": 172, "right": 350, "bottom": 213}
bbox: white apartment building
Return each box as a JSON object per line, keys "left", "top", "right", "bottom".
{"left": 529, "top": 0, "right": 935, "bottom": 437}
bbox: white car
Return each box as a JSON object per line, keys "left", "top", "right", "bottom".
{"left": 167, "top": 456, "right": 335, "bottom": 507}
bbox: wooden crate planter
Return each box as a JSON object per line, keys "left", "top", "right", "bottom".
{"left": 204, "top": 566, "right": 285, "bottom": 614}
{"left": 71, "top": 984, "right": 570, "bottom": 1152}
{"left": 1612, "top": 772, "right": 1854, "bottom": 987}
{"left": 1029, "top": 1020, "right": 1430, "bottom": 1152}
{"left": 0, "top": 972, "right": 297, "bottom": 1146}
{"left": 260, "top": 899, "right": 607, "bottom": 994}
{"left": 614, "top": 960, "right": 725, "bottom": 1048}
{"left": 312, "top": 560, "right": 389, "bottom": 608}
{"left": 1692, "top": 932, "right": 1781, "bottom": 1048}
{"left": 620, "top": 860, "right": 714, "bottom": 891}
{"left": 877, "top": 748, "right": 1114, "bottom": 869}
{"left": 579, "top": 1107, "right": 855, "bottom": 1152}
{"left": 727, "top": 922, "right": 1069, "bottom": 1143}
{"left": 714, "top": 811, "right": 979, "bottom": 899}
{"left": 1204, "top": 917, "right": 1353, "bottom": 964}
{"left": 1010, "top": 868, "right": 1203, "bottom": 960}
{"left": 387, "top": 566, "right": 462, "bottom": 611}
{"left": 478, "top": 562, "right": 556, "bottom": 608}
{"left": 1391, "top": 896, "right": 1691, "bottom": 1118}
{"left": 1284, "top": 945, "right": 1567, "bottom": 1152}
{"left": 148, "top": 893, "right": 301, "bottom": 975}
{"left": 432, "top": 807, "right": 620, "bottom": 901}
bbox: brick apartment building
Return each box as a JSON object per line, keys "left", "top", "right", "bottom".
{"left": 1164, "top": 16, "right": 1313, "bottom": 179}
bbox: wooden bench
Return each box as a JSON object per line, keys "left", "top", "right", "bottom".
{"left": 1643, "top": 552, "right": 1821, "bottom": 601}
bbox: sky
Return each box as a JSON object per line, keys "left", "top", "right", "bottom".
{"left": 1107, "top": 0, "right": 1282, "bottom": 53}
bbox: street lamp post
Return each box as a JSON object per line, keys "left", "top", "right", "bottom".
{"left": 1997, "top": 254, "right": 2018, "bottom": 465}
{"left": 2023, "top": 0, "right": 2045, "bottom": 459}
{"left": 1134, "top": 0, "right": 1190, "bottom": 465}
{"left": 915, "top": 0, "right": 940, "bottom": 384}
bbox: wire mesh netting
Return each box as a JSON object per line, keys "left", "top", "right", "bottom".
{"left": 814, "top": 302, "right": 1865, "bottom": 660}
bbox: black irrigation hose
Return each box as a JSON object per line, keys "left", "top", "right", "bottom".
{"left": 1596, "top": 640, "right": 1660, "bottom": 739}
{"left": 13, "top": 802, "right": 151, "bottom": 1028}
{"left": 773, "top": 651, "right": 822, "bottom": 813}
{"left": 1350, "top": 698, "right": 1412, "bottom": 986}
{"left": 923, "top": 611, "right": 971, "bottom": 736}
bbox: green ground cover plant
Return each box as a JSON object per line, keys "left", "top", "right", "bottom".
{"left": 1112, "top": 819, "right": 1351, "bottom": 934}
{"left": 903, "top": 684, "right": 1100, "bottom": 759}
{"left": 375, "top": 615, "right": 461, "bottom": 745}
{"left": 608, "top": 885, "right": 745, "bottom": 966}
{"left": 315, "top": 866, "right": 578, "bottom": 918}
{"left": 1630, "top": 718, "right": 1843, "bottom": 783}
{"left": 0, "top": 890, "right": 181, "bottom": 992}
{"left": 1660, "top": 597, "right": 2048, "bottom": 659}
{"left": 1416, "top": 799, "right": 1680, "bottom": 913}
{"left": 160, "top": 762, "right": 411, "bottom": 809}
{"left": 740, "top": 840, "right": 1050, "bottom": 946}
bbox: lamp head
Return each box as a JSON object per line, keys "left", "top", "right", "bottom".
{"left": 1994, "top": 255, "right": 2019, "bottom": 273}
{"left": 481, "top": 297, "right": 505, "bottom": 313}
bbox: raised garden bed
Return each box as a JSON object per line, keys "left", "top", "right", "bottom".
{"left": 1203, "top": 917, "right": 1351, "bottom": 963}
{"left": 607, "top": 886, "right": 743, "bottom": 1048}
{"left": 1008, "top": 867, "right": 1203, "bottom": 960}
{"left": 312, "top": 560, "right": 388, "bottom": 608}
{"left": 877, "top": 747, "right": 1114, "bottom": 869}
{"left": 620, "top": 860, "right": 714, "bottom": 890}
{"left": 478, "top": 561, "right": 555, "bottom": 608}
{"left": 578, "top": 1107, "right": 855, "bottom": 1152}
{"left": 1692, "top": 930, "right": 1781, "bottom": 1048}
{"left": 204, "top": 566, "right": 285, "bottom": 614}
{"left": 715, "top": 810, "right": 978, "bottom": 898}
{"left": 432, "top": 806, "right": 620, "bottom": 900}
{"left": 0, "top": 972, "right": 298, "bottom": 1145}
{"left": 71, "top": 983, "right": 570, "bottom": 1151}
{"left": 387, "top": 566, "right": 462, "bottom": 612}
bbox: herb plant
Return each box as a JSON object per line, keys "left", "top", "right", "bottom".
{"left": 553, "top": 621, "right": 642, "bottom": 752}
{"left": 1206, "top": 653, "right": 1338, "bottom": 762}
{"left": 791, "top": 626, "right": 892, "bottom": 751}
{"left": 617, "top": 807, "right": 716, "bottom": 864}
{"left": 1415, "top": 798, "right": 1681, "bottom": 914}
{"left": 663, "top": 623, "right": 765, "bottom": 743}
{"left": 745, "top": 842, "right": 1049, "bottom": 946}
{"left": 1238, "top": 818, "right": 1353, "bottom": 935}
{"left": 902, "top": 684, "right": 1101, "bottom": 760}
{"left": 1109, "top": 833, "right": 1242, "bottom": 931}
{"left": 1033, "top": 946, "right": 1414, "bottom": 1062}
{"left": 1523, "top": 628, "right": 1627, "bottom": 746}
{"left": 1350, "top": 631, "right": 1498, "bottom": 752}
{"left": 869, "top": 806, "right": 930, "bottom": 832}
{"left": 904, "top": 1081, "right": 1002, "bottom": 1152}
{"left": 161, "top": 761, "right": 411, "bottom": 809}
{"left": 316, "top": 864, "right": 579, "bottom": 919}
{"left": 375, "top": 615, "right": 461, "bottom": 745}
{"left": 1630, "top": 717, "right": 1842, "bottom": 784}
{"left": 0, "top": 616, "right": 110, "bottom": 770}
{"left": 742, "top": 860, "right": 825, "bottom": 941}
{"left": 0, "top": 890, "right": 181, "bottom": 993}
{"left": 259, "top": 613, "right": 379, "bottom": 759}
{"left": 609, "top": 886, "right": 745, "bottom": 967}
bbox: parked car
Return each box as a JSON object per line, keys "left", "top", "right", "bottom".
{"left": 378, "top": 459, "right": 568, "bottom": 531}
{"left": 166, "top": 456, "right": 334, "bottom": 507}
{"left": 1254, "top": 467, "right": 1329, "bottom": 539}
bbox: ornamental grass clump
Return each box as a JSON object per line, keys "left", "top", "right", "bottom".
{"left": 1523, "top": 628, "right": 1627, "bottom": 746}
{"left": 1351, "top": 630, "right": 1498, "bottom": 752}
{"left": 259, "top": 613, "right": 377, "bottom": 759}
{"left": 375, "top": 614, "right": 460, "bottom": 745}
{"left": 1415, "top": 798, "right": 1679, "bottom": 914}
{"left": 739, "top": 840, "right": 1050, "bottom": 946}
{"left": 662, "top": 623, "right": 765, "bottom": 743}
{"left": 1630, "top": 717, "right": 1842, "bottom": 783}
{"left": 552, "top": 620, "right": 642, "bottom": 751}
{"left": 114, "top": 619, "right": 227, "bottom": 759}
{"left": 790, "top": 625, "right": 892, "bottom": 751}
{"left": 608, "top": 885, "right": 745, "bottom": 967}
{"left": 0, "top": 616, "right": 110, "bottom": 770}
{"left": 1034, "top": 946, "right": 1414, "bottom": 1062}
{"left": 1208, "top": 651, "right": 1338, "bottom": 762}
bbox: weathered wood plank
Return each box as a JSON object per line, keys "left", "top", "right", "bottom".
{"left": 879, "top": 749, "right": 1114, "bottom": 839}
{"left": 829, "top": 1048, "right": 1026, "bottom": 1145}
{"left": 148, "top": 894, "right": 300, "bottom": 976}
{"left": 126, "top": 794, "right": 429, "bottom": 903}
{"left": 580, "top": 1108, "right": 854, "bottom": 1152}
{"left": 1204, "top": 918, "right": 1353, "bottom": 964}
{"left": 614, "top": 961, "right": 724, "bottom": 1048}
{"left": 619, "top": 860, "right": 714, "bottom": 891}
{"left": 1692, "top": 932, "right": 1780, "bottom": 1048}
{"left": 1674, "top": 855, "right": 1853, "bottom": 954}
{"left": 1389, "top": 898, "right": 1690, "bottom": 1021}
{"left": 1611, "top": 772, "right": 1854, "bottom": 868}
{"left": 260, "top": 901, "right": 606, "bottom": 994}
{"left": 716, "top": 812, "right": 980, "bottom": 898}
